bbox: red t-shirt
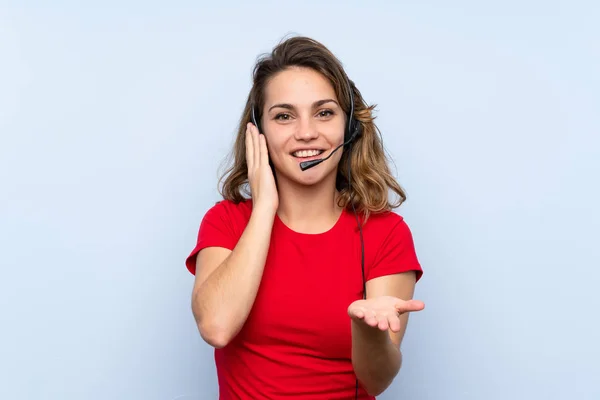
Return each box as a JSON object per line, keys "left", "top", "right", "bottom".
{"left": 186, "top": 199, "right": 423, "bottom": 400}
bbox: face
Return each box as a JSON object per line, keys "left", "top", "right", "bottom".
{"left": 260, "top": 67, "right": 346, "bottom": 187}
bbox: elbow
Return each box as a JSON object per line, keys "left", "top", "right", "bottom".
{"left": 191, "top": 298, "right": 229, "bottom": 349}
{"left": 196, "top": 319, "right": 236, "bottom": 349}
{"left": 191, "top": 292, "right": 237, "bottom": 349}
{"left": 365, "top": 385, "right": 388, "bottom": 397}
{"left": 200, "top": 328, "right": 230, "bottom": 349}
{"left": 362, "top": 380, "right": 392, "bottom": 397}
{"left": 354, "top": 360, "right": 399, "bottom": 397}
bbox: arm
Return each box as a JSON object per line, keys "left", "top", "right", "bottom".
{"left": 191, "top": 204, "right": 276, "bottom": 348}
{"left": 351, "top": 271, "right": 418, "bottom": 396}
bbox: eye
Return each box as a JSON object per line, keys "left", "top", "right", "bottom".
{"left": 274, "top": 113, "right": 292, "bottom": 121}
{"left": 317, "top": 109, "right": 334, "bottom": 118}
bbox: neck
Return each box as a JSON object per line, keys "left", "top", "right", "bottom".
{"left": 275, "top": 172, "right": 343, "bottom": 234}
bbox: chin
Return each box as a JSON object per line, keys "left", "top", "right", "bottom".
{"left": 293, "top": 171, "right": 325, "bottom": 186}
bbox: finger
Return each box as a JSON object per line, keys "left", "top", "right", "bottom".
{"left": 251, "top": 124, "right": 261, "bottom": 167}
{"left": 364, "top": 310, "right": 379, "bottom": 328}
{"left": 395, "top": 299, "right": 425, "bottom": 314}
{"left": 245, "top": 123, "right": 254, "bottom": 171}
{"left": 349, "top": 306, "right": 366, "bottom": 319}
{"left": 259, "top": 133, "right": 270, "bottom": 166}
{"left": 388, "top": 313, "right": 402, "bottom": 332}
{"left": 377, "top": 314, "right": 389, "bottom": 331}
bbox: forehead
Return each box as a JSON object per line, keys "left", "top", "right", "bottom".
{"left": 264, "top": 67, "right": 337, "bottom": 106}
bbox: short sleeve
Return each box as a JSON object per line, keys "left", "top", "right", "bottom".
{"left": 366, "top": 218, "right": 423, "bottom": 282}
{"left": 185, "top": 201, "right": 240, "bottom": 275}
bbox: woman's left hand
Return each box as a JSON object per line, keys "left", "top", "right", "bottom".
{"left": 347, "top": 296, "right": 425, "bottom": 332}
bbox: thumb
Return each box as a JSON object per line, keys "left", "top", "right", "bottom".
{"left": 395, "top": 299, "right": 425, "bottom": 313}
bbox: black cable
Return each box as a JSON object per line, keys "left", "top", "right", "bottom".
{"left": 347, "top": 147, "right": 366, "bottom": 400}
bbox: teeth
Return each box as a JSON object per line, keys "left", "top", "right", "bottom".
{"left": 293, "top": 149, "right": 321, "bottom": 157}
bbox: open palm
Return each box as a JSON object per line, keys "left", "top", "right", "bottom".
{"left": 347, "top": 296, "right": 425, "bottom": 332}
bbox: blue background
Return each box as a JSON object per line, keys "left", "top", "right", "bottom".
{"left": 1, "top": 1, "right": 598, "bottom": 399}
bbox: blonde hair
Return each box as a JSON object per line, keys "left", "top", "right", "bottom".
{"left": 218, "top": 36, "right": 407, "bottom": 221}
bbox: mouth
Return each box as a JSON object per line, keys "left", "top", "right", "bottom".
{"left": 290, "top": 149, "right": 326, "bottom": 161}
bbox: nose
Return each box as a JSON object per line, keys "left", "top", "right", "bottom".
{"left": 294, "top": 115, "right": 319, "bottom": 141}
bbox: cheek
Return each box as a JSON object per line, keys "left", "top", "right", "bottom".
{"left": 265, "top": 138, "right": 285, "bottom": 161}
{"left": 322, "top": 122, "right": 346, "bottom": 144}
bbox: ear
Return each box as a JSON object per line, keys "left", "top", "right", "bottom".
{"left": 346, "top": 119, "right": 362, "bottom": 144}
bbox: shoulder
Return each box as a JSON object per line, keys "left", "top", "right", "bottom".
{"left": 205, "top": 198, "right": 253, "bottom": 223}
{"left": 361, "top": 210, "right": 415, "bottom": 255}
{"left": 200, "top": 198, "right": 254, "bottom": 240}
{"left": 361, "top": 210, "right": 423, "bottom": 282}
{"left": 206, "top": 198, "right": 253, "bottom": 215}
{"left": 185, "top": 199, "right": 253, "bottom": 275}
{"left": 362, "top": 210, "right": 409, "bottom": 236}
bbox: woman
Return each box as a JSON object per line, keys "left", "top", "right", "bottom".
{"left": 186, "top": 36, "right": 425, "bottom": 399}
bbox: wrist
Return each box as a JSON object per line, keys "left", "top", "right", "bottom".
{"left": 251, "top": 201, "right": 278, "bottom": 219}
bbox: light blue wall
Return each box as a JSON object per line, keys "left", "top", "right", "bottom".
{"left": 1, "top": 1, "right": 598, "bottom": 399}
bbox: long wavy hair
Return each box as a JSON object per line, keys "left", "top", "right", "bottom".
{"left": 218, "top": 36, "right": 407, "bottom": 221}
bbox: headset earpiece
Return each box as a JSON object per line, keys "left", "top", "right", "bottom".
{"left": 251, "top": 106, "right": 262, "bottom": 133}
{"left": 344, "top": 80, "right": 362, "bottom": 145}
{"left": 345, "top": 118, "right": 362, "bottom": 144}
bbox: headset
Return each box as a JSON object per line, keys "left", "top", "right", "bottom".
{"left": 251, "top": 77, "right": 367, "bottom": 400}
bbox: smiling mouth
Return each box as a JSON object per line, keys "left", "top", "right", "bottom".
{"left": 291, "top": 149, "right": 325, "bottom": 159}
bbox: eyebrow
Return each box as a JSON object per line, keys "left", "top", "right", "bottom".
{"left": 267, "top": 98, "right": 339, "bottom": 113}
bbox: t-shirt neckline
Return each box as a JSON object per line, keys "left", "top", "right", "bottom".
{"left": 274, "top": 208, "right": 347, "bottom": 238}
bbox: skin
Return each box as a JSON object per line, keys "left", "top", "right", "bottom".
{"left": 260, "top": 66, "right": 347, "bottom": 233}
{"left": 191, "top": 66, "right": 424, "bottom": 396}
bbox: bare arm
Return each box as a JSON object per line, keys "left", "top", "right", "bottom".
{"left": 192, "top": 122, "right": 278, "bottom": 348}
{"left": 351, "top": 272, "right": 418, "bottom": 396}
{"left": 191, "top": 204, "right": 276, "bottom": 348}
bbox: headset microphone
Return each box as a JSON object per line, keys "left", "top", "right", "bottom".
{"left": 299, "top": 158, "right": 324, "bottom": 171}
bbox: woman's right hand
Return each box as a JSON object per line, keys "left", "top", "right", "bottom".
{"left": 246, "top": 122, "right": 279, "bottom": 213}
